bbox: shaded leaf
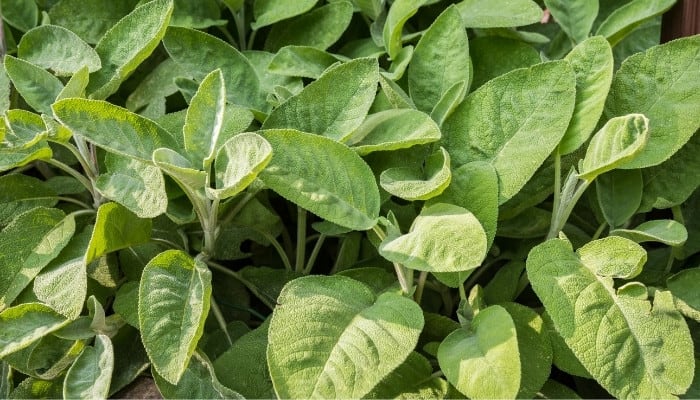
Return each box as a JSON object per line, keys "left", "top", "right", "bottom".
{"left": 456, "top": 0, "right": 542, "bottom": 28}
{"left": 17, "top": 25, "right": 101, "bottom": 76}
{"left": 153, "top": 351, "right": 242, "bottom": 399}
{"left": 63, "top": 334, "right": 113, "bottom": 400}
{"left": 596, "top": 169, "right": 642, "bottom": 228}
{"left": 0, "top": 303, "right": 69, "bottom": 358}
{"left": 265, "top": 1, "right": 354, "bottom": 51}
{"left": 4, "top": 55, "right": 63, "bottom": 115}
{"left": 85, "top": 202, "right": 151, "bottom": 264}
{"left": 208, "top": 132, "right": 272, "bottom": 200}
{"left": 611, "top": 219, "right": 688, "bottom": 247}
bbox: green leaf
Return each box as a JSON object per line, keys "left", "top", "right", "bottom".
{"left": 125, "top": 59, "right": 187, "bottom": 119}
{"left": 366, "top": 351, "right": 449, "bottom": 399}
{"left": 0, "top": 208, "right": 74, "bottom": 311}
{"left": 430, "top": 80, "right": 468, "bottom": 126}
{"left": 526, "top": 238, "right": 695, "bottom": 398}
{"left": 153, "top": 351, "right": 242, "bottom": 399}
{"left": 380, "top": 147, "right": 452, "bottom": 201}
{"left": 380, "top": 203, "right": 487, "bottom": 273}
{"left": 578, "top": 114, "right": 649, "bottom": 181}
{"left": 208, "top": 132, "right": 272, "bottom": 200}
{"left": 183, "top": 69, "right": 226, "bottom": 169}
{"left": 408, "top": 5, "right": 470, "bottom": 113}
{"left": 262, "top": 58, "right": 378, "bottom": 141}
{"left": 539, "top": 379, "right": 583, "bottom": 399}
{"left": 542, "top": 311, "right": 591, "bottom": 378}
{"left": 95, "top": 152, "right": 168, "bottom": 219}
{"left": 382, "top": 45, "right": 413, "bottom": 81}
{"left": 268, "top": 275, "right": 424, "bottom": 399}
{"left": 152, "top": 148, "right": 207, "bottom": 190}
{"left": 9, "top": 377, "right": 63, "bottom": 399}
{"left": 383, "top": 0, "right": 426, "bottom": 60}
{"left": 252, "top": 0, "right": 318, "bottom": 29}
{"left": 52, "top": 98, "right": 180, "bottom": 162}
{"left": 438, "top": 305, "right": 521, "bottom": 399}
{"left": 667, "top": 268, "right": 700, "bottom": 315}
{"left": 4, "top": 55, "right": 63, "bottom": 115}
{"left": 611, "top": 219, "right": 688, "bottom": 247}
{"left": 0, "top": 174, "right": 57, "bottom": 225}
{"left": 578, "top": 236, "right": 647, "bottom": 279}
{"left": 259, "top": 129, "right": 380, "bottom": 230}
{"left": 56, "top": 66, "right": 90, "bottom": 101}
{"left": 442, "top": 61, "right": 576, "bottom": 203}
{"left": 0, "top": 64, "right": 9, "bottom": 114}
{"left": 346, "top": 109, "right": 441, "bottom": 155}
{"left": 87, "top": 0, "right": 174, "bottom": 99}
{"left": 112, "top": 282, "right": 139, "bottom": 328}
{"left": 17, "top": 25, "right": 101, "bottom": 76}
{"left": 596, "top": 169, "right": 642, "bottom": 228}
{"left": 559, "top": 36, "right": 614, "bottom": 155}
{"left": 47, "top": 0, "right": 140, "bottom": 44}
{"left": 163, "top": 26, "right": 266, "bottom": 111}
{"left": 0, "top": 142, "right": 52, "bottom": 172}
{"left": 1, "top": 0, "right": 38, "bottom": 31}
{"left": 2, "top": 109, "right": 47, "bottom": 148}
{"left": 170, "top": 0, "right": 225, "bottom": 29}
{"left": 544, "top": 0, "right": 598, "bottom": 44}
{"left": 109, "top": 325, "right": 150, "bottom": 396}
{"left": 63, "top": 334, "right": 113, "bottom": 400}
{"left": 85, "top": 202, "right": 151, "bottom": 264}
{"left": 483, "top": 261, "right": 525, "bottom": 305}
{"left": 455, "top": 0, "right": 542, "bottom": 28}
{"left": 0, "top": 303, "right": 69, "bottom": 357}
{"left": 595, "top": 0, "right": 675, "bottom": 46}
{"left": 268, "top": 46, "right": 343, "bottom": 79}
{"left": 605, "top": 36, "right": 700, "bottom": 169}
{"left": 265, "top": 1, "right": 354, "bottom": 51}
{"left": 469, "top": 36, "right": 540, "bottom": 91}
{"left": 139, "top": 250, "right": 212, "bottom": 384}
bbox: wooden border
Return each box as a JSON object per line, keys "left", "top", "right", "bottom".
{"left": 662, "top": 0, "right": 700, "bottom": 42}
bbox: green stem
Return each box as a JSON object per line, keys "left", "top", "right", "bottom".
{"left": 209, "top": 297, "right": 233, "bottom": 347}
{"left": 44, "top": 159, "right": 94, "bottom": 198}
{"left": 207, "top": 260, "right": 276, "bottom": 310}
{"left": 233, "top": 7, "right": 247, "bottom": 50}
{"left": 552, "top": 151, "right": 562, "bottom": 221}
{"left": 219, "top": 192, "right": 255, "bottom": 227}
{"left": 592, "top": 222, "right": 608, "bottom": 240}
{"left": 69, "top": 209, "right": 96, "bottom": 219}
{"left": 414, "top": 271, "right": 428, "bottom": 304}
{"left": 672, "top": 205, "right": 685, "bottom": 225}
{"left": 252, "top": 227, "right": 293, "bottom": 271}
{"left": 57, "top": 196, "right": 92, "bottom": 209}
{"left": 304, "top": 233, "right": 326, "bottom": 274}
{"left": 295, "top": 207, "right": 307, "bottom": 273}
{"left": 458, "top": 284, "right": 467, "bottom": 302}
{"left": 547, "top": 173, "right": 591, "bottom": 239}
{"left": 372, "top": 225, "right": 412, "bottom": 294}
{"left": 247, "top": 29, "right": 258, "bottom": 51}
{"left": 151, "top": 237, "right": 186, "bottom": 251}
{"left": 217, "top": 25, "right": 238, "bottom": 47}
{"left": 203, "top": 198, "right": 220, "bottom": 256}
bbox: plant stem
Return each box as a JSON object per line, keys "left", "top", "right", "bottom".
{"left": 209, "top": 297, "right": 233, "bottom": 347}
{"left": 295, "top": 207, "right": 307, "bottom": 273}
{"left": 251, "top": 227, "right": 293, "bottom": 271}
{"left": 44, "top": 159, "right": 95, "bottom": 199}
{"left": 207, "top": 260, "right": 277, "bottom": 310}
{"left": 414, "top": 271, "right": 428, "bottom": 304}
{"left": 69, "top": 209, "right": 96, "bottom": 219}
{"left": 151, "top": 237, "right": 186, "bottom": 252}
{"left": 219, "top": 192, "right": 255, "bottom": 227}
{"left": 547, "top": 172, "right": 591, "bottom": 239}
{"left": 552, "top": 151, "right": 562, "bottom": 221}
{"left": 203, "top": 198, "right": 221, "bottom": 255}
{"left": 233, "top": 6, "right": 247, "bottom": 50}
{"left": 592, "top": 222, "right": 608, "bottom": 240}
{"left": 57, "top": 196, "right": 92, "bottom": 209}
{"left": 303, "top": 233, "right": 326, "bottom": 274}
{"left": 372, "top": 225, "right": 412, "bottom": 294}
{"left": 458, "top": 283, "right": 467, "bottom": 302}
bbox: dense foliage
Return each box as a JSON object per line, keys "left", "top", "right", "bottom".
{"left": 1, "top": 0, "right": 700, "bottom": 398}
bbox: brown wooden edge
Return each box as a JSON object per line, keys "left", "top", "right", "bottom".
{"left": 662, "top": 0, "right": 700, "bottom": 42}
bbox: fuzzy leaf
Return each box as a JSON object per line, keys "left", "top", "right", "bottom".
{"left": 265, "top": 1, "right": 354, "bottom": 51}
{"left": 252, "top": 0, "right": 318, "bottom": 29}
{"left": 47, "top": 0, "right": 140, "bottom": 44}
{"left": 183, "top": 69, "right": 227, "bottom": 169}
{"left": 18, "top": 25, "right": 101, "bottom": 76}
{"left": 347, "top": 109, "right": 441, "bottom": 155}
{"left": 153, "top": 351, "right": 242, "bottom": 399}
{"left": 611, "top": 220, "right": 688, "bottom": 247}
{"left": 268, "top": 46, "right": 343, "bottom": 79}
{"left": 596, "top": 0, "right": 675, "bottom": 46}
{"left": 456, "top": 0, "right": 542, "bottom": 28}
{"left": 380, "top": 147, "right": 452, "bottom": 201}
{"left": 85, "top": 202, "right": 151, "bottom": 264}
{"left": 4, "top": 56, "right": 63, "bottom": 115}
{"left": 208, "top": 133, "right": 272, "bottom": 199}
{"left": 383, "top": 0, "right": 427, "bottom": 59}
{"left": 366, "top": 352, "right": 449, "bottom": 399}
{"left": 1, "top": 0, "right": 37, "bottom": 31}
{"left": 63, "top": 334, "right": 114, "bottom": 400}
{"left": 596, "top": 169, "right": 643, "bottom": 228}
{"left": 0, "top": 303, "right": 69, "bottom": 358}
{"left": 543, "top": 0, "right": 598, "bottom": 44}
{"left": 0, "top": 174, "right": 57, "bottom": 225}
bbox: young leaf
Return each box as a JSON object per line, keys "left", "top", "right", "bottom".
{"left": 408, "top": 5, "right": 470, "bottom": 113}
{"left": 578, "top": 236, "right": 647, "bottom": 279}
{"left": 56, "top": 66, "right": 90, "bottom": 101}
{"left": 252, "top": 0, "right": 318, "bottom": 29}
{"left": 85, "top": 202, "right": 151, "bottom": 265}
{"left": 543, "top": 0, "right": 598, "bottom": 44}
{"left": 153, "top": 351, "right": 243, "bottom": 399}
{"left": 595, "top": 0, "right": 675, "bottom": 46}
{"left": 559, "top": 36, "right": 614, "bottom": 155}
{"left": 0, "top": 207, "right": 74, "bottom": 311}
{"left": 87, "top": 0, "right": 174, "bottom": 99}
{"left": 17, "top": 25, "right": 102, "bottom": 76}
{"left": 52, "top": 98, "right": 181, "bottom": 162}
{"left": 139, "top": 250, "right": 212, "bottom": 385}
{"left": 366, "top": 352, "right": 449, "bottom": 399}
{"left": 3, "top": 109, "right": 47, "bottom": 148}
{"left": 152, "top": 148, "right": 207, "bottom": 190}
{"left": 527, "top": 238, "right": 695, "bottom": 398}
{"left": 383, "top": 0, "right": 427, "bottom": 60}
{"left": 438, "top": 305, "right": 521, "bottom": 399}
{"left": 267, "top": 275, "right": 424, "bottom": 399}
{"left": 605, "top": 36, "right": 700, "bottom": 169}
{"left": 47, "top": 0, "right": 140, "bottom": 44}
{"left": 125, "top": 59, "right": 187, "bottom": 119}
{"left": 611, "top": 219, "right": 688, "bottom": 247}
{"left": 442, "top": 61, "right": 576, "bottom": 203}
{"left": 3, "top": 55, "right": 63, "bottom": 115}
{"left": 455, "top": 0, "right": 543, "bottom": 28}
{"left": 183, "top": 69, "right": 226, "bottom": 169}
{"left": 265, "top": 1, "right": 354, "bottom": 51}
{"left": 379, "top": 146, "right": 452, "bottom": 201}
{"left": 0, "top": 303, "right": 69, "bottom": 358}
{"left": 346, "top": 109, "right": 441, "bottom": 155}
{"left": 268, "top": 46, "right": 343, "bottom": 79}
{"left": 63, "top": 334, "right": 114, "bottom": 400}
{"left": 379, "top": 203, "right": 488, "bottom": 273}
{"left": 262, "top": 58, "right": 378, "bottom": 141}
{"left": 596, "top": 169, "right": 642, "bottom": 228}
{"left": 259, "top": 129, "right": 380, "bottom": 230}
{"left": 208, "top": 132, "right": 272, "bottom": 200}
{"left": 578, "top": 114, "right": 649, "bottom": 181}
{"left": 0, "top": 174, "right": 57, "bottom": 225}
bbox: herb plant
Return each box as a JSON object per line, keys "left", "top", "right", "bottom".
{"left": 1, "top": 0, "right": 700, "bottom": 398}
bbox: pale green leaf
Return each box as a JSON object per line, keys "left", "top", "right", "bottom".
{"left": 267, "top": 275, "right": 424, "bottom": 399}
{"left": 139, "top": 250, "right": 212, "bottom": 384}
{"left": 559, "top": 36, "right": 614, "bottom": 155}
{"left": 596, "top": 169, "right": 642, "bottom": 228}
{"left": 527, "top": 238, "right": 695, "bottom": 398}
{"left": 605, "top": 36, "right": 700, "bottom": 169}
{"left": 126, "top": 59, "right": 188, "bottom": 119}
{"left": 380, "top": 147, "right": 451, "bottom": 201}
{"left": 163, "top": 26, "right": 266, "bottom": 111}
{"left": 347, "top": 109, "right": 441, "bottom": 155}
{"left": 379, "top": 74, "right": 415, "bottom": 109}
{"left": 0, "top": 174, "right": 57, "bottom": 225}
{"left": 469, "top": 36, "right": 540, "bottom": 89}
{"left": 244, "top": 50, "right": 304, "bottom": 96}
{"left": 0, "top": 64, "right": 9, "bottom": 114}
{"left": 170, "top": 0, "right": 225, "bottom": 29}
{"left": 456, "top": 0, "right": 542, "bottom": 28}
{"left": 208, "top": 132, "right": 272, "bottom": 200}
{"left": 366, "top": 351, "right": 449, "bottom": 399}
{"left": 265, "top": 1, "right": 354, "bottom": 51}
{"left": 9, "top": 377, "right": 63, "bottom": 399}
{"left": 47, "top": 0, "right": 139, "bottom": 44}
{"left": 383, "top": 0, "right": 426, "bottom": 59}
{"left": 0, "top": 142, "right": 52, "bottom": 172}
{"left": 596, "top": 0, "right": 675, "bottom": 46}
{"left": 667, "top": 268, "right": 700, "bottom": 315}
{"left": 154, "top": 351, "right": 243, "bottom": 399}
{"left": 87, "top": 0, "right": 174, "bottom": 99}
{"left": 252, "top": 0, "right": 318, "bottom": 29}
{"left": 379, "top": 203, "right": 487, "bottom": 273}
{"left": 56, "top": 66, "right": 90, "bottom": 101}
{"left": 544, "top": 0, "right": 598, "bottom": 44}
{"left": 52, "top": 98, "right": 181, "bottom": 162}
{"left": 382, "top": 45, "right": 413, "bottom": 81}
{"left": 0, "top": 303, "right": 69, "bottom": 358}
{"left": 408, "top": 5, "right": 470, "bottom": 113}
{"left": 152, "top": 148, "right": 207, "bottom": 190}
{"left": 542, "top": 311, "right": 591, "bottom": 378}
{"left": 2, "top": 109, "right": 47, "bottom": 148}
{"left": 183, "top": 69, "right": 226, "bottom": 169}
{"left": 1, "top": 0, "right": 38, "bottom": 31}
{"left": 259, "top": 129, "right": 380, "bottom": 230}
{"left": 430, "top": 80, "right": 467, "bottom": 127}
{"left": 578, "top": 114, "right": 649, "bottom": 181}
{"left": 0, "top": 208, "right": 74, "bottom": 311}
{"left": 268, "top": 46, "right": 344, "bottom": 79}
{"left": 611, "top": 219, "right": 688, "bottom": 247}
{"left": 63, "top": 334, "right": 113, "bottom": 400}
{"left": 578, "top": 236, "right": 647, "bottom": 279}
{"left": 85, "top": 202, "right": 151, "bottom": 265}
{"left": 262, "top": 58, "right": 378, "bottom": 141}
{"left": 17, "top": 25, "right": 101, "bottom": 76}
{"left": 442, "top": 61, "right": 576, "bottom": 203}
{"left": 438, "top": 305, "right": 521, "bottom": 399}
{"left": 4, "top": 55, "right": 63, "bottom": 115}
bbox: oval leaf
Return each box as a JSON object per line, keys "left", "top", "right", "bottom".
{"left": 259, "top": 129, "right": 379, "bottom": 230}
{"left": 152, "top": 148, "right": 207, "bottom": 190}
{"left": 456, "top": 0, "right": 543, "bottom": 28}
{"left": 252, "top": 0, "right": 318, "bottom": 29}
{"left": 611, "top": 219, "right": 688, "bottom": 247}
{"left": 380, "top": 147, "right": 451, "bottom": 201}
{"left": 85, "top": 202, "right": 151, "bottom": 265}
{"left": 577, "top": 236, "right": 647, "bottom": 279}
{"left": 63, "top": 334, "right": 114, "bottom": 400}
{"left": 18, "top": 25, "right": 101, "bottom": 76}
{"left": 0, "top": 303, "right": 69, "bottom": 358}
{"left": 139, "top": 250, "right": 212, "bottom": 384}
{"left": 208, "top": 132, "right": 272, "bottom": 199}
{"left": 183, "top": 69, "right": 226, "bottom": 169}
{"left": 153, "top": 351, "right": 243, "bottom": 399}
{"left": 383, "top": 0, "right": 427, "bottom": 59}
{"left": 265, "top": 1, "right": 353, "bottom": 51}
{"left": 595, "top": 0, "right": 675, "bottom": 46}
{"left": 4, "top": 55, "right": 63, "bottom": 115}
{"left": 347, "top": 109, "right": 441, "bottom": 155}
{"left": 367, "top": 352, "right": 449, "bottom": 399}
{"left": 267, "top": 275, "right": 424, "bottom": 399}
